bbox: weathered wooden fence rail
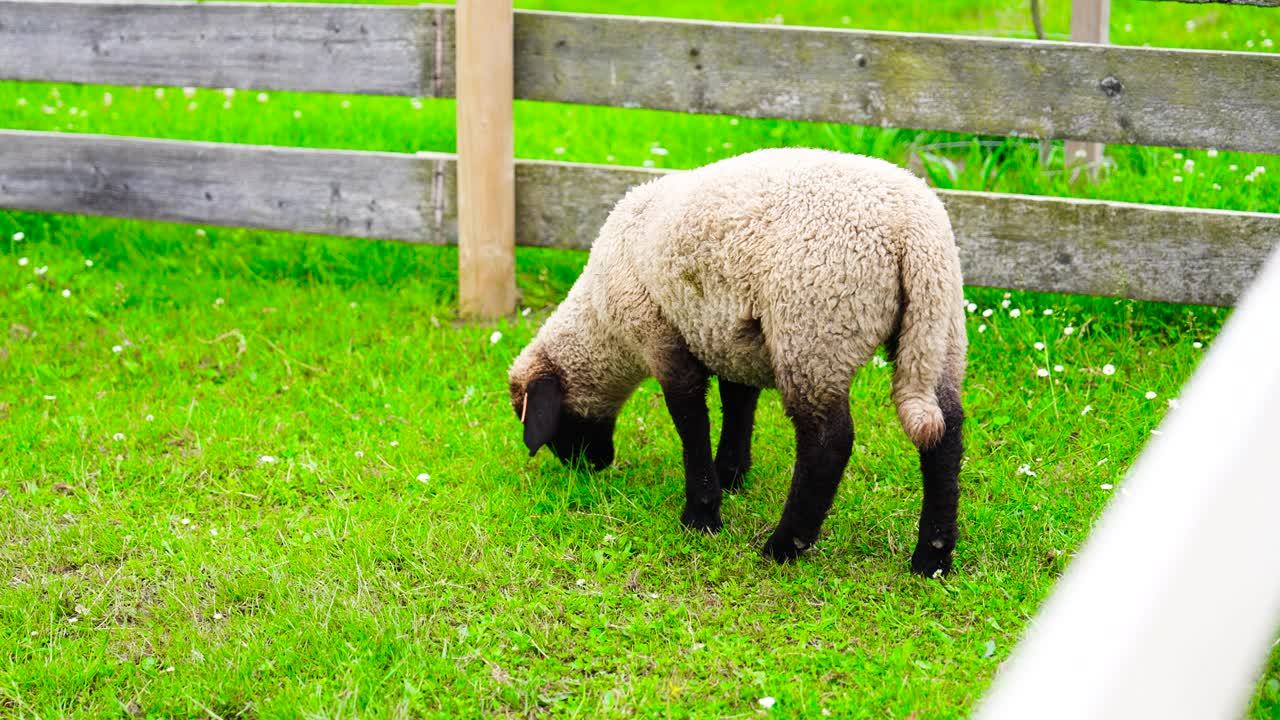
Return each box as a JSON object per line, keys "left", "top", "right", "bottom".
{"left": 0, "top": 2, "right": 449, "bottom": 97}
{"left": 1, "top": 1, "right": 1278, "bottom": 309}
{"left": 3, "top": 129, "right": 1276, "bottom": 307}
{"left": 4, "top": 3, "right": 1279, "bottom": 154}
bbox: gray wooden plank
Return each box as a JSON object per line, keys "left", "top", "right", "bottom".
{"left": 514, "top": 11, "right": 1280, "bottom": 154}
{"left": 1, "top": 132, "right": 1274, "bottom": 305}
{"left": 5, "top": 1, "right": 1277, "bottom": 153}
{"left": 515, "top": 159, "right": 665, "bottom": 251}
{"left": 942, "top": 190, "right": 1280, "bottom": 307}
{"left": 0, "top": 130, "right": 456, "bottom": 243}
{"left": 0, "top": 1, "right": 454, "bottom": 97}
{"left": 510, "top": 161, "right": 1280, "bottom": 307}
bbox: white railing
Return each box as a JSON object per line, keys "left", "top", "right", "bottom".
{"left": 975, "top": 242, "right": 1280, "bottom": 719}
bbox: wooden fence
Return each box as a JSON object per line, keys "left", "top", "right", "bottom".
{"left": 1, "top": 1, "right": 1278, "bottom": 312}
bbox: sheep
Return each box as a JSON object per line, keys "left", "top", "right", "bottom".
{"left": 508, "top": 147, "right": 967, "bottom": 575}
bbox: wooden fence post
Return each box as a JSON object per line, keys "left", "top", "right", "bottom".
{"left": 456, "top": 0, "right": 517, "bottom": 319}
{"left": 1065, "top": 0, "right": 1110, "bottom": 180}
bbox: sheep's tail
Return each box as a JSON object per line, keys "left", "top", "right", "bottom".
{"left": 890, "top": 211, "right": 967, "bottom": 449}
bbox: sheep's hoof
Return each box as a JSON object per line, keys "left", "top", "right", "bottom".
{"left": 761, "top": 529, "right": 808, "bottom": 563}
{"left": 910, "top": 542, "right": 954, "bottom": 578}
{"left": 680, "top": 506, "right": 722, "bottom": 535}
{"left": 715, "top": 460, "right": 749, "bottom": 493}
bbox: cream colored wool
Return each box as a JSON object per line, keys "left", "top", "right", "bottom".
{"left": 510, "top": 147, "right": 967, "bottom": 448}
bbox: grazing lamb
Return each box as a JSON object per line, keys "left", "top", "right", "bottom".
{"left": 508, "top": 147, "right": 967, "bottom": 576}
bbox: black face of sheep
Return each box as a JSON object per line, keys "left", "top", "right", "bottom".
{"left": 513, "top": 376, "right": 616, "bottom": 472}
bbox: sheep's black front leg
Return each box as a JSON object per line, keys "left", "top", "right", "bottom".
{"left": 762, "top": 397, "right": 853, "bottom": 562}
{"left": 656, "top": 344, "right": 721, "bottom": 534}
{"left": 910, "top": 382, "right": 964, "bottom": 577}
{"left": 715, "top": 379, "right": 760, "bottom": 493}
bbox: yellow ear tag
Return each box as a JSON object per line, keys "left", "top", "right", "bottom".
{"left": 520, "top": 393, "right": 529, "bottom": 423}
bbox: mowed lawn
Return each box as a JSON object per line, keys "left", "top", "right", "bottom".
{"left": 2, "top": 0, "right": 1279, "bottom": 717}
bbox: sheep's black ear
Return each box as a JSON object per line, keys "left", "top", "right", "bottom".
{"left": 522, "top": 376, "right": 563, "bottom": 457}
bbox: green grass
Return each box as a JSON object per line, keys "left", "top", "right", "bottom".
{"left": 2, "top": 0, "right": 1279, "bottom": 717}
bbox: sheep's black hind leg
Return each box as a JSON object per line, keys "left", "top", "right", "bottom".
{"left": 656, "top": 341, "right": 721, "bottom": 534}
{"left": 715, "top": 379, "right": 760, "bottom": 493}
{"left": 762, "top": 395, "right": 853, "bottom": 563}
{"left": 910, "top": 381, "right": 963, "bottom": 577}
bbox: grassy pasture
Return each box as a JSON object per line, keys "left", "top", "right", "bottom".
{"left": 1, "top": 0, "right": 1278, "bottom": 717}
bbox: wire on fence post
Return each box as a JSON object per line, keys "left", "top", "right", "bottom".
{"left": 456, "top": 0, "right": 517, "bottom": 319}
{"left": 1065, "top": 0, "right": 1110, "bottom": 181}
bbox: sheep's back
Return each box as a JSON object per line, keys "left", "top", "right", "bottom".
{"left": 606, "top": 148, "right": 951, "bottom": 388}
